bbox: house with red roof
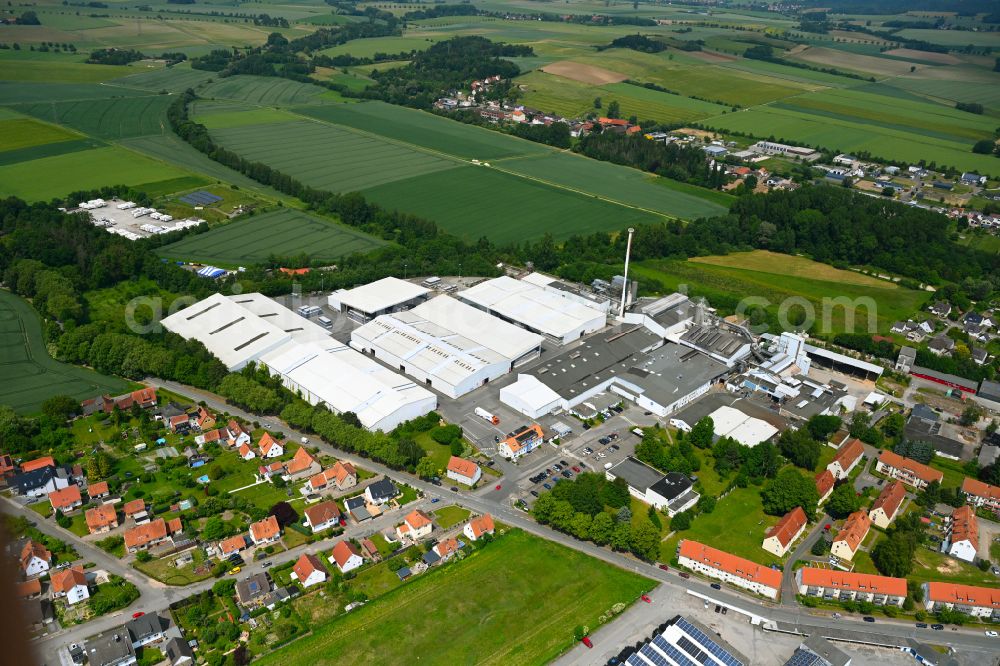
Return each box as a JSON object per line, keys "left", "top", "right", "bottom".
{"left": 124, "top": 518, "right": 169, "bottom": 553}
{"left": 285, "top": 447, "right": 320, "bottom": 481}
{"left": 85, "top": 504, "right": 119, "bottom": 534}
{"left": 218, "top": 535, "right": 247, "bottom": 560}
{"left": 249, "top": 515, "right": 281, "bottom": 546}
{"left": 330, "top": 541, "right": 364, "bottom": 573}
{"left": 396, "top": 509, "right": 433, "bottom": 542}
{"left": 238, "top": 442, "right": 256, "bottom": 461}
{"left": 303, "top": 501, "right": 341, "bottom": 533}
{"left": 761, "top": 506, "right": 807, "bottom": 557}
{"left": 831, "top": 510, "right": 870, "bottom": 561}
{"left": 944, "top": 505, "right": 979, "bottom": 563}
{"left": 291, "top": 553, "right": 327, "bottom": 588}
{"left": 961, "top": 477, "right": 1000, "bottom": 515}
{"left": 21, "top": 456, "right": 55, "bottom": 473}
{"left": 258, "top": 433, "right": 283, "bottom": 459}
{"left": 194, "top": 407, "right": 216, "bottom": 430}
{"left": 20, "top": 540, "right": 51, "bottom": 578}
{"left": 168, "top": 413, "right": 190, "bottom": 433}
{"left": 433, "top": 538, "right": 461, "bottom": 561}
{"left": 48, "top": 485, "right": 83, "bottom": 512}
{"left": 869, "top": 481, "right": 906, "bottom": 529}
{"left": 226, "top": 420, "right": 252, "bottom": 448}
{"left": 815, "top": 469, "right": 835, "bottom": 505}
{"left": 922, "top": 581, "right": 1000, "bottom": 620}
{"left": 875, "top": 450, "right": 942, "bottom": 489}
{"left": 463, "top": 514, "right": 495, "bottom": 542}
{"left": 51, "top": 566, "right": 89, "bottom": 605}
{"left": 123, "top": 499, "right": 147, "bottom": 520}
{"left": 796, "top": 567, "right": 905, "bottom": 606}
{"left": 677, "top": 540, "right": 782, "bottom": 600}
{"left": 131, "top": 388, "right": 158, "bottom": 409}
{"left": 87, "top": 480, "right": 110, "bottom": 500}
{"left": 446, "top": 456, "right": 481, "bottom": 487}
{"left": 360, "top": 537, "right": 381, "bottom": 562}
{"left": 827, "top": 438, "right": 864, "bottom": 480}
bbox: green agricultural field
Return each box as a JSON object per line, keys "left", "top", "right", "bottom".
{"left": 13, "top": 95, "right": 173, "bottom": 140}
{"left": 498, "top": 151, "right": 730, "bottom": 220}
{"left": 0, "top": 117, "right": 81, "bottom": 151}
{"left": 210, "top": 119, "right": 462, "bottom": 192}
{"left": 0, "top": 60, "right": 133, "bottom": 83}
{"left": 663, "top": 486, "right": 779, "bottom": 565}
{"left": 362, "top": 165, "right": 659, "bottom": 243}
{"left": 0, "top": 290, "right": 129, "bottom": 413}
{"left": 193, "top": 103, "right": 300, "bottom": 130}
{"left": 0, "top": 144, "right": 201, "bottom": 201}
{"left": 632, "top": 256, "right": 930, "bottom": 336}
{"left": 642, "top": 64, "right": 816, "bottom": 106}
{"left": 295, "top": 101, "right": 549, "bottom": 160}
{"left": 157, "top": 208, "right": 385, "bottom": 266}
{"left": 255, "top": 530, "right": 651, "bottom": 666}
{"left": 690, "top": 250, "right": 901, "bottom": 287}
{"left": 319, "top": 35, "right": 442, "bottom": 58}
{"left": 109, "top": 63, "right": 217, "bottom": 93}
{"left": 893, "top": 29, "right": 1000, "bottom": 47}
{"left": 888, "top": 74, "right": 1000, "bottom": 108}
{"left": 200, "top": 75, "right": 339, "bottom": 107}
{"left": 0, "top": 81, "right": 154, "bottom": 105}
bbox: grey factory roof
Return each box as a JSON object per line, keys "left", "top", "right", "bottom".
{"left": 680, "top": 324, "right": 750, "bottom": 359}
{"left": 649, "top": 472, "right": 694, "bottom": 502}
{"left": 607, "top": 456, "right": 666, "bottom": 493}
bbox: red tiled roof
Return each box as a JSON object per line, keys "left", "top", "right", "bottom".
{"left": 286, "top": 447, "right": 318, "bottom": 475}
{"left": 258, "top": 433, "right": 282, "bottom": 456}
{"left": 798, "top": 567, "right": 906, "bottom": 597}
{"left": 435, "top": 538, "right": 460, "bottom": 557}
{"left": 250, "top": 515, "right": 280, "bottom": 542}
{"left": 949, "top": 505, "right": 979, "bottom": 550}
{"left": 166, "top": 517, "right": 183, "bottom": 535}
{"left": 832, "top": 438, "right": 864, "bottom": 471}
{"left": 279, "top": 267, "right": 310, "bottom": 276}
{"left": 85, "top": 505, "right": 118, "bottom": 532}
{"left": 51, "top": 566, "right": 87, "bottom": 593}
{"left": 88, "top": 481, "right": 109, "bottom": 497}
{"left": 304, "top": 501, "right": 341, "bottom": 527}
{"left": 765, "top": 506, "right": 806, "bottom": 548}
{"left": 871, "top": 481, "right": 906, "bottom": 519}
{"left": 330, "top": 540, "right": 362, "bottom": 568}
{"left": 925, "top": 582, "right": 1000, "bottom": 608}
{"left": 678, "top": 540, "right": 782, "bottom": 590}
{"left": 877, "top": 450, "right": 943, "bottom": 485}
{"left": 598, "top": 117, "right": 629, "bottom": 126}
{"left": 332, "top": 461, "right": 355, "bottom": 485}
{"left": 962, "top": 477, "right": 1000, "bottom": 502}
{"left": 815, "top": 469, "right": 834, "bottom": 498}
{"left": 447, "top": 456, "right": 479, "bottom": 480}
{"left": 467, "top": 514, "right": 495, "bottom": 539}
{"left": 124, "top": 518, "right": 168, "bottom": 549}
{"left": 21, "top": 456, "right": 55, "bottom": 473}
{"left": 15, "top": 578, "right": 41, "bottom": 598}
{"left": 219, "top": 535, "right": 246, "bottom": 555}
{"left": 123, "top": 499, "right": 146, "bottom": 516}
{"left": 834, "top": 510, "right": 871, "bottom": 551}
{"left": 48, "top": 485, "right": 82, "bottom": 510}
{"left": 360, "top": 538, "right": 379, "bottom": 558}
{"left": 21, "top": 540, "right": 51, "bottom": 570}
{"left": 238, "top": 443, "right": 253, "bottom": 458}
{"left": 293, "top": 553, "right": 326, "bottom": 582}
{"left": 405, "top": 510, "right": 431, "bottom": 530}
{"left": 131, "top": 388, "right": 157, "bottom": 405}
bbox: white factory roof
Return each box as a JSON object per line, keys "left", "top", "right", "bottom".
{"left": 161, "top": 293, "right": 294, "bottom": 370}
{"left": 499, "top": 374, "right": 563, "bottom": 412}
{"left": 459, "top": 275, "right": 606, "bottom": 340}
{"left": 331, "top": 277, "right": 429, "bottom": 314}
{"left": 708, "top": 405, "right": 778, "bottom": 447}
{"left": 260, "top": 341, "right": 434, "bottom": 431}
{"left": 229, "top": 293, "right": 331, "bottom": 344}
{"left": 411, "top": 295, "right": 543, "bottom": 362}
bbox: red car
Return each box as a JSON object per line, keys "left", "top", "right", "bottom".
{"left": 824, "top": 523, "right": 831, "bottom": 531}
{"left": 581, "top": 637, "right": 593, "bottom": 649}
{"left": 495, "top": 484, "right": 502, "bottom": 491}
{"left": 572, "top": 466, "right": 581, "bottom": 473}
{"left": 658, "top": 564, "right": 669, "bottom": 572}
{"left": 641, "top": 594, "right": 652, "bottom": 603}
{"left": 132, "top": 611, "right": 145, "bottom": 619}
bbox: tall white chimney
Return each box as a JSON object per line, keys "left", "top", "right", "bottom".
{"left": 618, "top": 227, "right": 635, "bottom": 319}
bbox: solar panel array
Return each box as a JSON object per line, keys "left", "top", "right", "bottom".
{"left": 676, "top": 619, "right": 746, "bottom": 666}
{"left": 651, "top": 635, "right": 698, "bottom": 666}
{"left": 179, "top": 190, "right": 223, "bottom": 206}
{"left": 676, "top": 636, "right": 710, "bottom": 664}
{"left": 783, "top": 648, "right": 824, "bottom": 666}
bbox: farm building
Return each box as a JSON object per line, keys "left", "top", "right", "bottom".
{"left": 350, "top": 295, "right": 543, "bottom": 398}
{"left": 328, "top": 276, "right": 431, "bottom": 324}
{"left": 162, "top": 293, "right": 435, "bottom": 431}
{"left": 456, "top": 274, "right": 607, "bottom": 344}
{"left": 523, "top": 326, "right": 729, "bottom": 418}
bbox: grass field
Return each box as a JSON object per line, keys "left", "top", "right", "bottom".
{"left": 255, "top": 529, "right": 651, "bottom": 666}
{"left": 432, "top": 505, "right": 470, "bottom": 529}
{"left": 200, "top": 75, "right": 339, "bottom": 107}
{"left": 689, "top": 250, "right": 898, "bottom": 287}
{"left": 14, "top": 95, "right": 173, "bottom": 140}
{"left": 0, "top": 117, "right": 81, "bottom": 151}
{"left": 193, "top": 104, "right": 300, "bottom": 130}
{"left": 157, "top": 208, "right": 385, "bottom": 265}
{"left": 0, "top": 81, "right": 153, "bottom": 104}
{"left": 0, "top": 60, "right": 134, "bottom": 82}
{"left": 0, "top": 290, "right": 129, "bottom": 413}
{"left": 633, "top": 256, "right": 929, "bottom": 335}
{"left": 319, "top": 35, "right": 441, "bottom": 58}
{"left": 109, "top": 64, "right": 217, "bottom": 93}
{"left": 0, "top": 144, "right": 200, "bottom": 201}
{"left": 663, "top": 486, "right": 779, "bottom": 565}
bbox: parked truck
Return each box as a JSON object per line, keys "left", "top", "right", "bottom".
{"left": 474, "top": 407, "right": 500, "bottom": 425}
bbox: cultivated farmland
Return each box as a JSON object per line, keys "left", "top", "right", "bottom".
{"left": 255, "top": 530, "right": 650, "bottom": 666}
{"left": 0, "top": 116, "right": 80, "bottom": 151}
{"left": 14, "top": 95, "right": 173, "bottom": 140}
{"left": 157, "top": 208, "right": 385, "bottom": 265}
{"left": 200, "top": 75, "right": 339, "bottom": 107}
{"left": 0, "top": 290, "right": 129, "bottom": 414}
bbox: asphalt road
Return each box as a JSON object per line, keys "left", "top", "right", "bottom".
{"left": 20, "top": 377, "right": 1000, "bottom": 664}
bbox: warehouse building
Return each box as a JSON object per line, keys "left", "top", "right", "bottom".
{"left": 517, "top": 325, "right": 729, "bottom": 418}
{"left": 351, "top": 295, "right": 543, "bottom": 398}
{"left": 499, "top": 375, "right": 563, "bottom": 419}
{"left": 706, "top": 405, "right": 779, "bottom": 447}
{"left": 457, "top": 274, "right": 607, "bottom": 344}
{"left": 162, "top": 294, "right": 435, "bottom": 432}
{"left": 328, "top": 277, "right": 430, "bottom": 324}
{"left": 626, "top": 292, "right": 695, "bottom": 338}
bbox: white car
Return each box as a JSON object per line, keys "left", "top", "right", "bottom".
{"left": 986, "top": 631, "right": 998, "bottom": 637}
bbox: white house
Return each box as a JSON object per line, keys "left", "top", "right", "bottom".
{"left": 303, "top": 501, "right": 341, "bottom": 534}
{"left": 330, "top": 541, "right": 364, "bottom": 574}
{"left": 20, "top": 541, "right": 52, "bottom": 578}
{"left": 826, "top": 438, "right": 864, "bottom": 481}
{"left": 226, "top": 420, "right": 252, "bottom": 448}
{"left": 677, "top": 540, "right": 781, "bottom": 600}
{"left": 396, "top": 509, "right": 433, "bottom": 542}
{"left": 258, "top": 433, "right": 283, "bottom": 459}
{"left": 291, "top": 553, "right": 327, "bottom": 588}
{"left": 446, "top": 456, "right": 481, "bottom": 487}
{"left": 249, "top": 516, "right": 281, "bottom": 546}
{"left": 463, "top": 514, "right": 495, "bottom": 542}
{"left": 237, "top": 443, "right": 256, "bottom": 461}
{"left": 943, "top": 505, "right": 979, "bottom": 563}
{"left": 761, "top": 507, "right": 807, "bottom": 558}
{"left": 51, "top": 567, "right": 89, "bottom": 605}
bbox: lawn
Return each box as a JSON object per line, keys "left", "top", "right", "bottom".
{"left": 232, "top": 482, "right": 301, "bottom": 512}
{"left": 908, "top": 547, "right": 998, "bottom": 587}
{"left": 0, "top": 290, "right": 129, "bottom": 413}
{"left": 663, "top": 485, "right": 779, "bottom": 565}
{"left": 689, "top": 250, "right": 900, "bottom": 288}
{"left": 134, "top": 550, "right": 213, "bottom": 586}
{"left": 28, "top": 501, "right": 52, "bottom": 519}
{"left": 432, "top": 505, "right": 470, "bottom": 529}
{"left": 157, "top": 208, "right": 385, "bottom": 266}
{"left": 929, "top": 457, "right": 969, "bottom": 491}
{"left": 413, "top": 432, "right": 455, "bottom": 473}
{"left": 0, "top": 144, "right": 201, "bottom": 201}
{"left": 255, "top": 529, "right": 651, "bottom": 666}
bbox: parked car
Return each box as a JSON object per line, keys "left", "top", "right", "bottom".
{"left": 932, "top": 624, "right": 944, "bottom": 631}
{"left": 228, "top": 566, "right": 241, "bottom": 575}
{"left": 608, "top": 432, "right": 619, "bottom": 440}
{"left": 916, "top": 623, "right": 928, "bottom": 629}
{"left": 598, "top": 437, "right": 611, "bottom": 446}
{"left": 450, "top": 486, "right": 458, "bottom": 492}
{"left": 862, "top": 616, "right": 875, "bottom": 623}
{"left": 561, "top": 470, "right": 572, "bottom": 478}
{"left": 582, "top": 637, "right": 593, "bottom": 649}
{"left": 658, "top": 564, "right": 669, "bottom": 571}
{"left": 262, "top": 561, "right": 272, "bottom": 568}
{"left": 610, "top": 444, "right": 620, "bottom": 451}
{"left": 721, "top": 607, "right": 727, "bottom": 615}
{"left": 641, "top": 594, "right": 651, "bottom": 603}
{"left": 530, "top": 490, "right": 539, "bottom": 497}
{"left": 714, "top": 605, "right": 721, "bottom": 613}
{"left": 710, "top": 583, "right": 721, "bottom": 590}
{"left": 132, "top": 611, "right": 145, "bottom": 619}
{"left": 430, "top": 498, "right": 440, "bottom": 503}
{"left": 560, "top": 460, "right": 569, "bottom": 467}
{"left": 553, "top": 464, "right": 562, "bottom": 471}
{"left": 679, "top": 572, "right": 690, "bottom": 579}
{"left": 572, "top": 466, "right": 581, "bottom": 473}
{"left": 543, "top": 483, "right": 551, "bottom": 490}
{"left": 495, "top": 484, "right": 502, "bottom": 490}
{"left": 986, "top": 630, "right": 998, "bottom": 638}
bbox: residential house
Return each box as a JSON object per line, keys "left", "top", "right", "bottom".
{"left": 131, "top": 388, "right": 158, "bottom": 409}
{"left": 168, "top": 413, "right": 190, "bottom": 433}
{"left": 396, "top": 509, "right": 433, "bottom": 542}
{"left": 827, "top": 438, "right": 864, "bottom": 481}
{"left": 285, "top": 447, "right": 321, "bottom": 481}
{"left": 10, "top": 466, "right": 71, "bottom": 498}
{"left": 20, "top": 540, "right": 51, "bottom": 578}
{"left": 249, "top": 515, "right": 281, "bottom": 546}
{"left": 303, "top": 501, "right": 342, "bottom": 533}
{"left": 943, "top": 505, "right": 978, "bottom": 563}
{"left": 360, "top": 537, "right": 381, "bottom": 562}
{"left": 831, "top": 511, "right": 870, "bottom": 562}
{"left": 875, "top": 450, "right": 943, "bottom": 490}
{"left": 869, "top": 481, "right": 906, "bottom": 529}
{"left": 463, "top": 514, "right": 495, "bottom": 542}
{"left": 51, "top": 566, "right": 89, "bottom": 605}
{"left": 85, "top": 504, "right": 120, "bottom": 534}
{"left": 433, "top": 538, "right": 461, "bottom": 561}
{"left": 928, "top": 335, "right": 955, "bottom": 356}
{"left": 85, "top": 631, "right": 136, "bottom": 666}
{"left": 194, "top": 407, "right": 215, "bottom": 431}
{"left": 498, "top": 424, "right": 544, "bottom": 460}
{"left": 344, "top": 496, "right": 372, "bottom": 523}
{"left": 446, "top": 456, "right": 481, "bottom": 487}
{"left": 929, "top": 302, "right": 952, "bottom": 318}
{"left": 126, "top": 613, "right": 165, "bottom": 649}
{"left": 922, "top": 581, "right": 1000, "bottom": 620}
{"left": 972, "top": 347, "right": 989, "bottom": 365}
{"left": 677, "top": 540, "right": 782, "bottom": 600}
{"left": 15, "top": 578, "right": 41, "bottom": 599}
{"left": 257, "top": 461, "right": 284, "bottom": 482}
{"left": 258, "top": 433, "right": 284, "bottom": 459}
{"left": 164, "top": 636, "right": 195, "bottom": 666}
{"left": 166, "top": 517, "right": 183, "bottom": 537}
{"left": 365, "top": 478, "right": 399, "bottom": 506}
{"left": 88, "top": 480, "right": 110, "bottom": 500}
{"left": 235, "top": 573, "right": 272, "bottom": 607}
{"left": 123, "top": 518, "right": 169, "bottom": 553}
{"left": 48, "top": 485, "right": 83, "bottom": 513}
{"left": 895, "top": 346, "right": 917, "bottom": 373}
{"left": 960, "top": 172, "right": 987, "bottom": 186}
{"left": 218, "top": 535, "right": 247, "bottom": 560}
{"left": 123, "top": 499, "right": 146, "bottom": 521}
{"left": 237, "top": 442, "right": 256, "bottom": 461}
{"left": 226, "top": 420, "right": 251, "bottom": 448}
{"left": 291, "top": 553, "right": 327, "bottom": 588}
{"left": 21, "top": 456, "right": 55, "bottom": 473}
{"left": 796, "top": 568, "right": 905, "bottom": 607}
{"left": 330, "top": 541, "right": 364, "bottom": 574}
{"left": 307, "top": 461, "right": 356, "bottom": 494}
{"left": 815, "top": 470, "right": 835, "bottom": 505}
{"left": 961, "top": 477, "right": 1000, "bottom": 515}
{"left": 761, "top": 507, "right": 807, "bottom": 557}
